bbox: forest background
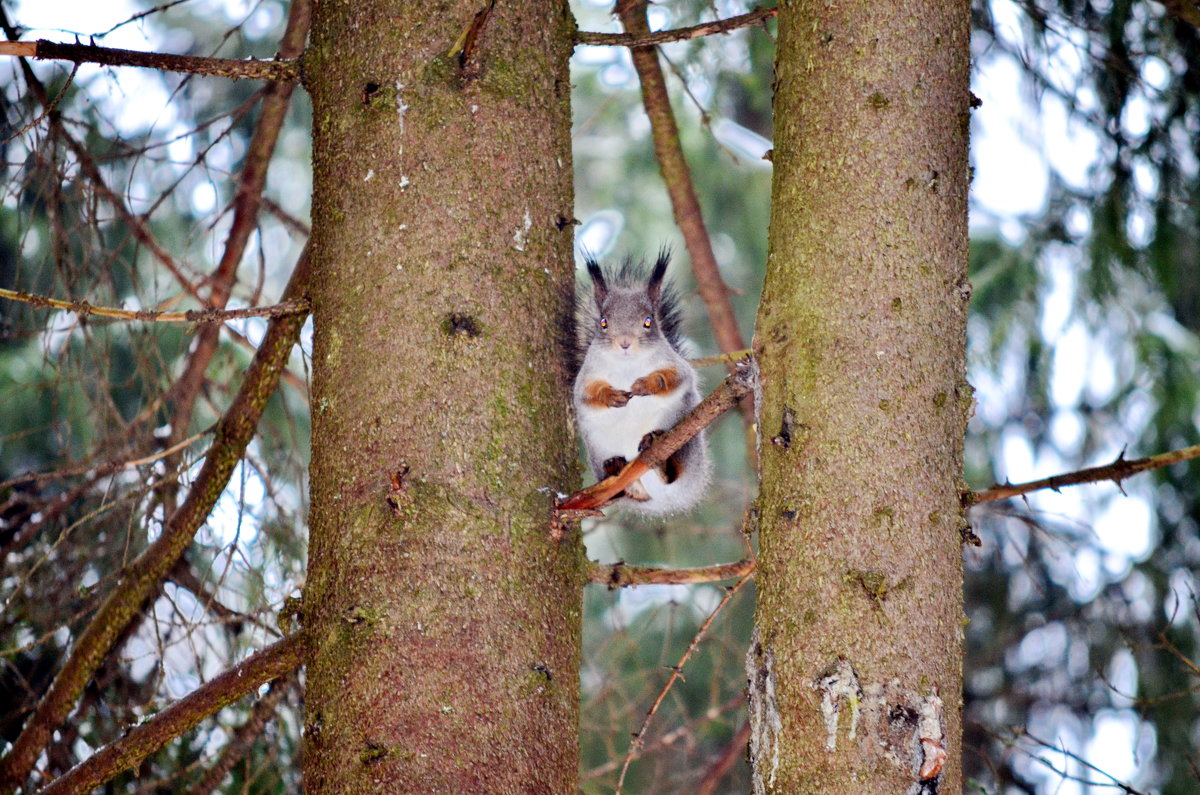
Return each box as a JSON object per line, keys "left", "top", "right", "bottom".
{"left": 0, "top": 0, "right": 1198, "bottom": 792}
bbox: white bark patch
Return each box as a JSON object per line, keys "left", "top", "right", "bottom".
{"left": 813, "top": 658, "right": 862, "bottom": 750}
{"left": 512, "top": 209, "right": 532, "bottom": 251}
{"left": 395, "top": 81, "right": 410, "bottom": 154}
{"left": 745, "top": 629, "right": 781, "bottom": 795}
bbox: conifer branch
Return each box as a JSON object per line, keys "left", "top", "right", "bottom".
{"left": 0, "top": 253, "right": 311, "bottom": 790}
{"left": 967, "top": 443, "right": 1200, "bottom": 506}
{"left": 0, "top": 287, "right": 309, "bottom": 323}
{"left": 0, "top": 40, "right": 299, "bottom": 81}
{"left": 39, "top": 634, "right": 307, "bottom": 795}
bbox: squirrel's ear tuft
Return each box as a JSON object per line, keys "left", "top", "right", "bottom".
{"left": 647, "top": 249, "right": 670, "bottom": 306}
{"left": 585, "top": 257, "right": 607, "bottom": 305}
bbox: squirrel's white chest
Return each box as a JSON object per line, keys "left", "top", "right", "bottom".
{"left": 576, "top": 350, "right": 684, "bottom": 461}
{"left": 581, "top": 392, "right": 676, "bottom": 459}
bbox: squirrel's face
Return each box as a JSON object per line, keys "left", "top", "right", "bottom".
{"left": 594, "top": 290, "right": 664, "bottom": 357}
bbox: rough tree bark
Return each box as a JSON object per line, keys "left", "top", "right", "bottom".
{"left": 302, "top": 0, "right": 582, "bottom": 792}
{"left": 749, "top": 0, "right": 971, "bottom": 792}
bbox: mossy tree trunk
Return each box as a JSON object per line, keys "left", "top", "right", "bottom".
{"left": 750, "top": 0, "right": 971, "bottom": 792}
{"left": 302, "top": 1, "right": 582, "bottom": 791}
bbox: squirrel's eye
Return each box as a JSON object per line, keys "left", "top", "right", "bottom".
{"left": 643, "top": 316, "right": 652, "bottom": 328}
{"left": 599, "top": 317, "right": 608, "bottom": 329}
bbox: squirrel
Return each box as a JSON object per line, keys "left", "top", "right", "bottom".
{"left": 572, "top": 251, "right": 711, "bottom": 515}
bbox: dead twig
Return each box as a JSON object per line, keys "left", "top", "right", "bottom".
{"left": 590, "top": 557, "right": 756, "bottom": 588}
{"left": 0, "top": 40, "right": 299, "bottom": 82}
{"left": 0, "top": 287, "right": 309, "bottom": 324}
{"left": 614, "top": 571, "right": 754, "bottom": 794}
{"left": 577, "top": 6, "right": 776, "bottom": 47}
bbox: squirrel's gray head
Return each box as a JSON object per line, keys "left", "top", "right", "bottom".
{"left": 577, "top": 251, "right": 684, "bottom": 360}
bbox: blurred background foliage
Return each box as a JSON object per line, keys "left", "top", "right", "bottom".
{"left": 0, "top": 0, "right": 1197, "bottom": 792}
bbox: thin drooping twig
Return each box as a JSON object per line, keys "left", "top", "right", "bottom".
{"left": 1, "top": 61, "right": 76, "bottom": 144}
{"left": 39, "top": 634, "right": 307, "bottom": 795}
{"left": 576, "top": 6, "right": 776, "bottom": 47}
{"left": 966, "top": 443, "right": 1200, "bottom": 505}
{"left": 191, "top": 675, "right": 295, "bottom": 794}
{"left": 589, "top": 557, "right": 756, "bottom": 588}
{"left": 556, "top": 359, "right": 755, "bottom": 511}
{"left": 0, "top": 40, "right": 299, "bottom": 82}
{"left": 615, "top": 0, "right": 754, "bottom": 425}
{"left": 167, "top": 560, "right": 281, "bottom": 640}
{"left": 1003, "top": 727, "right": 1149, "bottom": 794}
{"left": 0, "top": 287, "right": 309, "bottom": 323}
{"left": 614, "top": 572, "right": 754, "bottom": 794}
{"left": 0, "top": 252, "right": 311, "bottom": 790}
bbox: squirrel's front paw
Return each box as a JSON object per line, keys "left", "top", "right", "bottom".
{"left": 629, "top": 377, "right": 652, "bottom": 397}
{"left": 606, "top": 389, "right": 633, "bottom": 408}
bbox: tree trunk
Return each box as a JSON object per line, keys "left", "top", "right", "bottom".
{"left": 302, "top": 1, "right": 582, "bottom": 791}
{"left": 749, "top": 0, "right": 971, "bottom": 792}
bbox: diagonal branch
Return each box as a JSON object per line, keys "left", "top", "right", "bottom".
{"left": 966, "top": 443, "right": 1200, "bottom": 506}
{"left": 577, "top": 6, "right": 776, "bottom": 47}
{"left": 557, "top": 358, "right": 755, "bottom": 511}
{"left": 0, "top": 250, "right": 311, "bottom": 790}
{"left": 39, "top": 633, "right": 307, "bottom": 795}
{"left": 0, "top": 40, "right": 299, "bottom": 82}
{"left": 191, "top": 675, "right": 295, "bottom": 794}
{"left": 615, "top": 0, "right": 754, "bottom": 425}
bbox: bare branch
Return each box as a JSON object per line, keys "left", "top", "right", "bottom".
{"left": 1, "top": 9, "right": 207, "bottom": 301}
{"left": 192, "top": 675, "right": 294, "bottom": 794}
{"left": 556, "top": 358, "right": 755, "bottom": 511}
{"left": 614, "top": 571, "right": 754, "bottom": 794}
{"left": 576, "top": 6, "right": 776, "bottom": 47}
{"left": 39, "top": 634, "right": 307, "bottom": 795}
{"left": 0, "top": 427, "right": 210, "bottom": 490}
{"left": 967, "top": 443, "right": 1200, "bottom": 506}
{"left": 0, "top": 251, "right": 311, "bottom": 790}
{"left": 691, "top": 348, "right": 752, "bottom": 368}
{"left": 590, "top": 557, "right": 756, "bottom": 588}
{"left": 0, "top": 40, "right": 299, "bottom": 82}
{"left": 0, "top": 287, "right": 309, "bottom": 323}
